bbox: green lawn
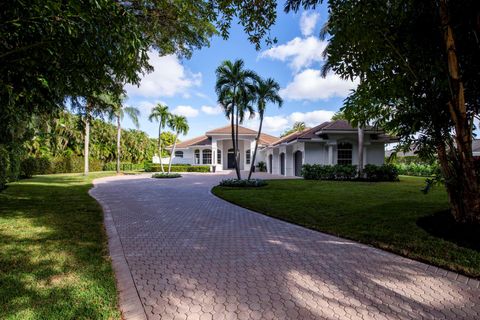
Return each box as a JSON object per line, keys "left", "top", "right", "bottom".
{"left": 212, "top": 176, "right": 480, "bottom": 278}
{"left": 0, "top": 172, "right": 120, "bottom": 320}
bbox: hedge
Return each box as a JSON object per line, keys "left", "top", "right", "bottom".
{"left": 301, "top": 164, "right": 398, "bottom": 182}
{"left": 103, "top": 162, "right": 144, "bottom": 171}
{"left": 19, "top": 156, "right": 103, "bottom": 176}
{"left": 219, "top": 178, "right": 267, "bottom": 187}
{"left": 393, "top": 162, "right": 440, "bottom": 177}
{"left": 145, "top": 164, "right": 210, "bottom": 173}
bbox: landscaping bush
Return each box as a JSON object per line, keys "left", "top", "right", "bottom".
{"left": 393, "top": 162, "right": 440, "bottom": 177}
{"left": 257, "top": 161, "right": 267, "bottom": 172}
{"left": 20, "top": 157, "right": 38, "bottom": 178}
{"left": 145, "top": 164, "right": 210, "bottom": 173}
{"left": 0, "top": 145, "right": 9, "bottom": 191}
{"left": 103, "top": 162, "right": 144, "bottom": 171}
{"left": 301, "top": 164, "right": 357, "bottom": 180}
{"left": 363, "top": 164, "right": 399, "bottom": 182}
{"left": 219, "top": 178, "right": 267, "bottom": 187}
{"left": 151, "top": 173, "right": 182, "bottom": 179}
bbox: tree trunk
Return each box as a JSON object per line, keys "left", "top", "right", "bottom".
{"left": 248, "top": 115, "right": 263, "bottom": 180}
{"left": 357, "top": 126, "right": 364, "bottom": 175}
{"left": 235, "top": 108, "right": 242, "bottom": 179}
{"left": 439, "top": 0, "right": 480, "bottom": 224}
{"left": 84, "top": 101, "right": 91, "bottom": 176}
{"left": 158, "top": 125, "right": 165, "bottom": 173}
{"left": 168, "top": 133, "right": 178, "bottom": 174}
{"left": 116, "top": 115, "right": 121, "bottom": 174}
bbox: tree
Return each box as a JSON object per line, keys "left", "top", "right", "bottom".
{"left": 215, "top": 59, "right": 258, "bottom": 179}
{"left": 107, "top": 97, "right": 140, "bottom": 174}
{"left": 248, "top": 78, "right": 283, "bottom": 180}
{"left": 281, "top": 122, "right": 306, "bottom": 137}
{"left": 149, "top": 104, "right": 171, "bottom": 173}
{"left": 167, "top": 115, "right": 189, "bottom": 174}
{"left": 285, "top": 0, "right": 480, "bottom": 224}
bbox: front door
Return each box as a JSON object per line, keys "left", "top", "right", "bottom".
{"left": 294, "top": 151, "right": 302, "bottom": 177}
{"left": 227, "top": 148, "right": 235, "bottom": 169}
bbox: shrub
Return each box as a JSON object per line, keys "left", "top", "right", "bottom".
{"left": 393, "top": 162, "right": 440, "bottom": 177}
{"left": 363, "top": 164, "right": 399, "bottom": 181}
{"left": 0, "top": 145, "right": 9, "bottom": 191}
{"left": 257, "top": 161, "right": 267, "bottom": 172}
{"left": 20, "top": 157, "right": 38, "bottom": 178}
{"left": 152, "top": 173, "right": 182, "bottom": 179}
{"left": 219, "top": 178, "right": 267, "bottom": 187}
{"left": 103, "top": 162, "right": 144, "bottom": 171}
{"left": 301, "top": 164, "right": 357, "bottom": 180}
{"left": 146, "top": 164, "right": 210, "bottom": 173}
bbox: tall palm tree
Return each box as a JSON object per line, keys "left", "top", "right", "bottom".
{"left": 248, "top": 77, "right": 283, "bottom": 180}
{"left": 148, "top": 103, "right": 171, "bottom": 173}
{"left": 108, "top": 98, "right": 140, "bottom": 174}
{"left": 167, "top": 115, "right": 189, "bottom": 174}
{"left": 215, "top": 59, "right": 258, "bottom": 179}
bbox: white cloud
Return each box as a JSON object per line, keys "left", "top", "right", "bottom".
{"left": 289, "top": 110, "right": 335, "bottom": 127}
{"left": 280, "top": 70, "right": 358, "bottom": 101}
{"left": 132, "top": 100, "right": 167, "bottom": 115}
{"left": 243, "top": 109, "right": 336, "bottom": 134}
{"left": 172, "top": 105, "right": 199, "bottom": 118}
{"left": 259, "top": 36, "right": 327, "bottom": 71}
{"left": 201, "top": 105, "right": 223, "bottom": 115}
{"left": 300, "top": 12, "right": 320, "bottom": 37}
{"left": 125, "top": 52, "right": 201, "bottom": 98}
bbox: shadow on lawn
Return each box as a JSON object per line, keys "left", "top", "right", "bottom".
{"left": 417, "top": 210, "right": 480, "bottom": 252}
{"left": 0, "top": 174, "right": 119, "bottom": 319}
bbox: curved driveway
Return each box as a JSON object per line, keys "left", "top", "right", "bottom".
{"left": 91, "top": 173, "right": 480, "bottom": 320}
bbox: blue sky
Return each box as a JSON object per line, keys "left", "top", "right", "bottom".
{"left": 123, "top": 4, "right": 358, "bottom": 140}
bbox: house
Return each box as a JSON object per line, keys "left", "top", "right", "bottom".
{"left": 168, "top": 120, "right": 393, "bottom": 177}
{"left": 473, "top": 139, "right": 480, "bottom": 157}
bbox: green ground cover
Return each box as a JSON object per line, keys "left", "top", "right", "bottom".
{"left": 0, "top": 172, "right": 120, "bottom": 320}
{"left": 213, "top": 176, "right": 480, "bottom": 278}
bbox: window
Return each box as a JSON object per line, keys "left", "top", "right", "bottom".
{"left": 194, "top": 149, "right": 200, "bottom": 164}
{"left": 175, "top": 151, "right": 183, "bottom": 158}
{"left": 217, "top": 149, "right": 222, "bottom": 164}
{"left": 245, "top": 149, "right": 251, "bottom": 164}
{"left": 337, "top": 142, "right": 353, "bottom": 165}
{"left": 202, "top": 149, "right": 212, "bottom": 164}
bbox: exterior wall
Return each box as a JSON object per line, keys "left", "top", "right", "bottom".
{"left": 304, "top": 142, "right": 326, "bottom": 165}
{"left": 366, "top": 143, "right": 385, "bottom": 165}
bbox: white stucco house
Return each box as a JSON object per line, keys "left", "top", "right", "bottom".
{"left": 167, "top": 120, "right": 394, "bottom": 177}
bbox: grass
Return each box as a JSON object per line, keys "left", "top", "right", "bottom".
{"left": 0, "top": 172, "right": 120, "bottom": 320}
{"left": 212, "top": 176, "right": 480, "bottom": 278}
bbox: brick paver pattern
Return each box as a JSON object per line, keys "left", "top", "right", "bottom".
{"left": 91, "top": 173, "right": 480, "bottom": 320}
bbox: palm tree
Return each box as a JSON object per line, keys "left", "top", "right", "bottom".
{"left": 108, "top": 98, "right": 140, "bottom": 174}
{"left": 167, "top": 115, "right": 189, "bottom": 174}
{"left": 248, "top": 77, "right": 283, "bottom": 180}
{"left": 148, "top": 103, "right": 171, "bottom": 173}
{"left": 215, "top": 59, "right": 258, "bottom": 179}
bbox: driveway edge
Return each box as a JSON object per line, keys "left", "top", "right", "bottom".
{"left": 90, "top": 180, "right": 148, "bottom": 320}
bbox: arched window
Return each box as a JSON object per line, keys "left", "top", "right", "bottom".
{"left": 245, "top": 149, "right": 251, "bottom": 164}
{"left": 337, "top": 142, "right": 353, "bottom": 165}
{"left": 194, "top": 149, "right": 200, "bottom": 164}
{"left": 175, "top": 151, "right": 183, "bottom": 158}
{"left": 217, "top": 149, "right": 222, "bottom": 164}
{"left": 202, "top": 149, "right": 212, "bottom": 164}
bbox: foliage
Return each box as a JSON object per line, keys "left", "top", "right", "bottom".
{"left": 103, "top": 162, "right": 145, "bottom": 172}
{"left": 145, "top": 165, "right": 210, "bottom": 173}
{"left": 257, "top": 161, "right": 267, "bottom": 172}
{"left": 0, "top": 172, "right": 119, "bottom": 319}
{"left": 394, "top": 163, "right": 440, "bottom": 177}
{"left": 216, "top": 59, "right": 259, "bottom": 179}
{"left": 212, "top": 177, "right": 480, "bottom": 277}
{"left": 152, "top": 173, "right": 182, "bottom": 179}
{"left": 219, "top": 178, "right": 267, "bottom": 187}
{"left": 167, "top": 115, "right": 189, "bottom": 174}
{"left": 281, "top": 121, "right": 306, "bottom": 137}
{"left": 248, "top": 77, "right": 283, "bottom": 180}
{"left": 362, "top": 164, "right": 399, "bottom": 182}
{"left": 301, "top": 164, "right": 358, "bottom": 181}
{"left": 285, "top": 0, "right": 480, "bottom": 223}
{"left": 0, "top": 145, "right": 9, "bottom": 191}
{"left": 19, "top": 157, "right": 37, "bottom": 178}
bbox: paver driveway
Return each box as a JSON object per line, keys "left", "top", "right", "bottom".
{"left": 91, "top": 173, "right": 480, "bottom": 320}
